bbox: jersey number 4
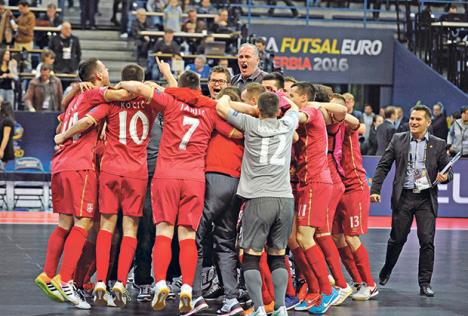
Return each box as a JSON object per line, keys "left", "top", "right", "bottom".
{"left": 259, "top": 135, "right": 286, "bottom": 166}
{"left": 179, "top": 116, "right": 200, "bottom": 150}
{"left": 119, "top": 111, "right": 149, "bottom": 145}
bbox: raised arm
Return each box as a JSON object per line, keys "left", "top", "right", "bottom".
{"left": 54, "top": 116, "right": 96, "bottom": 145}
{"left": 216, "top": 95, "right": 232, "bottom": 120}
{"left": 116, "top": 81, "right": 155, "bottom": 101}
{"left": 61, "top": 82, "right": 94, "bottom": 110}
{"left": 103, "top": 87, "right": 135, "bottom": 102}
{"left": 344, "top": 113, "right": 360, "bottom": 130}
{"left": 156, "top": 57, "right": 177, "bottom": 88}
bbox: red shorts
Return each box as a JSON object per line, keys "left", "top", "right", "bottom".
{"left": 151, "top": 178, "right": 205, "bottom": 230}
{"left": 333, "top": 186, "right": 370, "bottom": 236}
{"left": 317, "top": 181, "right": 345, "bottom": 234}
{"left": 296, "top": 182, "right": 333, "bottom": 229}
{"left": 99, "top": 172, "right": 147, "bottom": 217}
{"left": 52, "top": 170, "right": 97, "bottom": 218}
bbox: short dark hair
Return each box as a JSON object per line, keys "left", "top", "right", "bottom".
{"left": 47, "top": 3, "right": 57, "bottom": 9}
{"left": 179, "top": 70, "right": 200, "bottom": 89}
{"left": 411, "top": 104, "right": 432, "bottom": 120}
{"left": 208, "top": 65, "right": 231, "bottom": 83}
{"left": 254, "top": 37, "right": 266, "bottom": 46}
{"left": 41, "top": 50, "right": 55, "bottom": 62}
{"left": 330, "top": 93, "right": 346, "bottom": 106}
{"left": 243, "top": 82, "right": 266, "bottom": 100}
{"left": 217, "top": 87, "right": 241, "bottom": 102}
{"left": 258, "top": 92, "right": 279, "bottom": 118}
{"left": 384, "top": 106, "right": 397, "bottom": 119}
{"left": 187, "top": 8, "right": 197, "bottom": 14}
{"left": 121, "top": 64, "right": 145, "bottom": 81}
{"left": 78, "top": 58, "right": 100, "bottom": 82}
{"left": 164, "top": 28, "right": 175, "bottom": 34}
{"left": 461, "top": 105, "right": 468, "bottom": 114}
{"left": 292, "top": 82, "right": 316, "bottom": 101}
{"left": 284, "top": 76, "right": 297, "bottom": 84}
{"left": 313, "top": 84, "right": 332, "bottom": 102}
{"left": 262, "top": 72, "right": 284, "bottom": 90}
{"left": 18, "top": 1, "right": 29, "bottom": 7}
{"left": 0, "top": 0, "right": 6, "bottom": 6}
{"left": 40, "top": 63, "right": 53, "bottom": 71}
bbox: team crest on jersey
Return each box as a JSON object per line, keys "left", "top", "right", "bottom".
{"left": 86, "top": 203, "right": 94, "bottom": 213}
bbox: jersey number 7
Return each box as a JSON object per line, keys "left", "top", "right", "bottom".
{"left": 179, "top": 116, "right": 200, "bottom": 150}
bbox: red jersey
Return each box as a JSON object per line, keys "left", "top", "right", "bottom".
{"left": 151, "top": 88, "right": 234, "bottom": 181}
{"left": 51, "top": 87, "right": 105, "bottom": 174}
{"left": 205, "top": 134, "right": 244, "bottom": 178}
{"left": 327, "top": 122, "right": 346, "bottom": 184}
{"left": 341, "top": 126, "right": 367, "bottom": 191}
{"left": 295, "top": 106, "right": 332, "bottom": 185}
{"left": 87, "top": 94, "right": 161, "bottom": 179}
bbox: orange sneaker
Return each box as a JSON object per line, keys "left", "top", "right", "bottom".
{"left": 265, "top": 301, "right": 275, "bottom": 314}
{"left": 243, "top": 306, "right": 254, "bottom": 315}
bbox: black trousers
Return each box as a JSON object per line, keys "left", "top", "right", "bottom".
{"left": 382, "top": 190, "right": 436, "bottom": 286}
{"left": 80, "top": 0, "right": 96, "bottom": 28}
{"left": 193, "top": 173, "right": 241, "bottom": 299}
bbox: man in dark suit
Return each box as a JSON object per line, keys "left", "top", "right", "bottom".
{"left": 376, "top": 106, "right": 397, "bottom": 155}
{"left": 370, "top": 105, "right": 453, "bottom": 297}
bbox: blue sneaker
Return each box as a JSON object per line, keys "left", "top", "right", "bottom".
{"left": 285, "top": 295, "right": 299, "bottom": 310}
{"left": 308, "top": 288, "right": 339, "bottom": 314}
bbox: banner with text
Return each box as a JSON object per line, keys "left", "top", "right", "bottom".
{"left": 364, "top": 156, "right": 468, "bottom": 218}
{"left": 250, "top": 25, "right": 395, "bottom": 85}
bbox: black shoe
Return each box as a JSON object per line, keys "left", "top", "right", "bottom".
{"left": 420, "top": 284, "right": 434, "bottom": 297}
{"left": 379, "top": 269, "right": 390, "bottom": 286}
{"left": 111, "top": 17, "right": 120, "bottom": 26}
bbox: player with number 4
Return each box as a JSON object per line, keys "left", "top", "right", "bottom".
{"left": 116, "top": 70, "right": 241, "bottom": 314}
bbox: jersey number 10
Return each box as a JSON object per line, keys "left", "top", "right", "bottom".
{"left": 119, "top": 111, "right": 149, "bottom": 145}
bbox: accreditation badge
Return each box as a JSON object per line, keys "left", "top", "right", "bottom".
{"left": 413, "top": 168, "right": 431, "bottom": 193}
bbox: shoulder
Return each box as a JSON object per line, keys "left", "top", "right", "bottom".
{"left": 393, "top": 131, "right": 408, "bottom": 140}
{"left": 429, "top": 134, "right": 446, "bottom": 147}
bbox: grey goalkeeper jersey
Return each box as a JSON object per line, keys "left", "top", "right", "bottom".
{"left": 227, "top": 108, "right": 298, "bottom": 199}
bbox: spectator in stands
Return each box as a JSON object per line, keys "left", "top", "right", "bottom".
{"left": 431, "top": 102, "right": 449, "bottom": 140}
{"left": 23, "top": 63, "right": 63, "bottom": 112}
{"left": 440, "top": 4, "right": 463, "bottom": 22}
{"left": 49, "top": 22, "right": 81, "bottom": 74}
{"left": 0, "top": 1, "right": 13, "bottom": 47}
{"left": 376, "top": 106, "right": 397, "bottom": 155}
{"left": 364, "top": 114, "right": 383, "bottom": 156}
{"left": 266, "top": 0, "right": 298, "bottom": 17}
{"left": 182, "top": 9, "right": 206, "bottom": 32}
{"left": 33, "top": 50, "right": 56, "bottom": 78}
{"left": 254, "top": 37, "right": 274, "bottom": 73}
{"left": 12, "top": 1, "right": 35, "bottom": 52}
{"left": 0, "top": 49, "right": 17, "bottom": 105}
{"left": 343, "top": 92, "right": 363, "bottom": 121}
{"left": 197, "top": 0, "right": 217, "bottom": 14}
{"left": 153, "top": 28, "right": 180, "bottom": 55}
{"left": 283, "top": 76, "right": 296, "bottom": 94}
{"left": 207, "top": 65, "right": 230, "bottom": 98}
{"left": 195, "top": 34, "right": 214, "bottom": 54}
{"left": 146, "top": 0, "right": 166, "bottom": 28}
{"left": 447, "top": 106, "right": 468, "bottom": 157}
{"left": 211, "top": 8, "right": 232, "bottom": 33}
{"left": 395, "top": 106, "right": 409, "bottom": 132}
{"left": 185, "top": 55, "right": 210, "bottom": 78}
{"left": 80, "top": 0, "right": 97, "bottom": 30}
{"left": 164, "top": 0, "right": 183, "bottom": 32}
{"left": 231, "top": 43, "right": 267, "bottom": 89}
{"left": 36, "top": 4, "right": 63, "bottom": 48}
{"left": 131, "top": 8, "right": 151, "bottom": 63}
{"left": 361, "top": 104, "right": 375, "bottom": 141}
{"left": 217, "top": 58, "right": 233, "bottom": 76}
{"left": 0, "top": 100, "right": 15, "bottom": 168}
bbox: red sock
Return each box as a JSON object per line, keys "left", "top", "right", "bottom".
{"left": 74, "top": 240, "right": 95, "bottom": 288}
{"left": 338, "top": 246, "right": 363, "bottom": 283}
{"left": 284, "top": 256, "right": 296, "bottom": 297}
{"left": 304, "top": 245, "right": 332, "bottom": 295}
{"left": 96, "top": 230, "right": 113, "bottom": 282}
{"left": 260, "top": 252, "right": 274, "bottom": 304}
{"left": 352, "top": 245, "right": 375, "bottom": 286}
{"left": 316, "top": 236, "right": 348, "bottom": 288}
{"left": 59, "top": 226, "right": 88, "bottom": 282}
{"left": 153, "top": 235, "right": 172, "bottom": 282}
{"left": 291, "top": 246, "right": 320, "bottom": 293}
{"left": 44, "top": 226, "right": 69, "bottom": 278}
{"left": 118, "top": 236, "right": 137, "bottom": 285}
{"left": 178, "top": 238, "right": 197, "bottom": 286}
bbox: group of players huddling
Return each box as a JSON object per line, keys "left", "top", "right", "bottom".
{"left": 34, "top": 43, "right": 377, "bottom": 316}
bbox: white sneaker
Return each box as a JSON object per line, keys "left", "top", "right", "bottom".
{"left": 333, "top": 283, "right": 353, "bottom": 305}
{"left": 179, "top": 284, "right": 193, "bottom": 314}
{"left": 120, "top": 33, "right": 128, "bottom": 39}
{"left": 112, "top": 281, "right": 131, "bottom": 307}
{"left": 152, "top": 280, "right": 170, "bottom": 311}
{"left": 106, "top": 291, "right": 117, "bottom": 307}
{"left": 51, "top": 275, "right": 90, "bottom": 309}
{"left": 252, "top": 306, "right": 268, "bottom": 316}
{"left": 328, "top": 274, "right": 336, "bottom": 286}
{"left": 93, "top": 281, "right": 108, "bottom": 306}
{"left": 352, "top": 283, "right": 378, "bottom": 301}
{"left": 272, "top": 306, "right": 288, "bottom": 316}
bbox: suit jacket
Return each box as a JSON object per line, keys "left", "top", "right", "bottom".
{"left": 370, "top": 132, "right": 453, "bottom": 215}
{"left": 376, "top": 120, "right": 396, "bottom": 155}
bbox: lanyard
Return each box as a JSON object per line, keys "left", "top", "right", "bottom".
{"left": 409, "top": 138, "right": 427, "bottom": 167}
